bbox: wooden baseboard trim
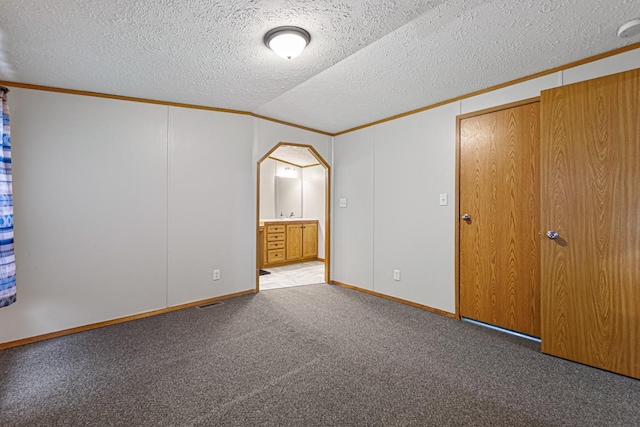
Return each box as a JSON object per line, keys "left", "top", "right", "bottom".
{"left": 263, "top": 257, "right": 320, "bottom": 269}
{"left": 330, "top": 280, "right": 456, "bottom": 319}
{"left": 0, "top": 289, "right": 257, "bottom": 351}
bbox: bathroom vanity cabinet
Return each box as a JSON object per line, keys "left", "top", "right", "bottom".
{"left": 261, "top": 220, "right": 318, "bottom": 268}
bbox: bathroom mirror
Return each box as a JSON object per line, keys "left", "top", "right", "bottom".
{"left": 275, "top": 176, "right": 302, "bottom": 218}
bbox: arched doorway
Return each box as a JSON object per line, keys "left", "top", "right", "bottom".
{"left": 256, "top": 142, "right": 330, "bottom": 291}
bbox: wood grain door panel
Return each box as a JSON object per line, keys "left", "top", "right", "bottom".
{"left": 540, "top": 69, "right": 640, "bottom": 379}
{"left": 302, "top": 223, "right": 318, "bottom": 258}
{"left": 459, "top": 102, "right": 541, "bottom": 337}
{"left": 286, "top": 224, "right": 303, "bottom": 260}
{"left": 258, "top": 228, "right": 265, "bottom": 269}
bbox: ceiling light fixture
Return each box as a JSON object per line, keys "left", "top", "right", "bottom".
{"left": 264, "top": 26, "right": 310, "bottom": 60}
{"left": 618, "top": 19, "right": 640, "bottom": 38}
{"left": 277, "top": 166, "right": 298, "bottom": 178}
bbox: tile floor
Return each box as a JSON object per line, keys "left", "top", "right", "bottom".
{"left": 259, "top": 261, "right": 326, "bottom": 290}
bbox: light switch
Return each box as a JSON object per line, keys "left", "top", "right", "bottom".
{"left": 439, "top": 194, "right": 448, "bottom": 206}
{"left": 339, "top": 198, "right": 348, "bottom": 208}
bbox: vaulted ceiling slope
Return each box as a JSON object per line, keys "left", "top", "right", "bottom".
{"left": 0, "top": 0, "right": 638, "bottom": 134}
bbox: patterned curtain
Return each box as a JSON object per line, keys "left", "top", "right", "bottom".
{"left": 0, "top": 87, "right": 15, "bottom": 308}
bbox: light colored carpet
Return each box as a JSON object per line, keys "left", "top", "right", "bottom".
{"left": 1, "top": 284, "right": 639, "bottom": 426}
{"left": 259, "top": 261, "right": 325, "bottom": 290}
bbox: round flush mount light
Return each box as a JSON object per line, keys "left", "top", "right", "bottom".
{"left": 264, "top": 26, "right": 311, "bottom": 60}
{"left": 618, "top": 19, "right": 640, "bottom": 38}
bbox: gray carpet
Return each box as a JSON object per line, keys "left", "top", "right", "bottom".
{"left": 1, "top": 284, "right": 639, "bottom": 427}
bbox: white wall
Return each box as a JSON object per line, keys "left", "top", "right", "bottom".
{"left": 253, "top": 117, "right": 332, "bottom": 271}
{"left": 259, "top": 157, "right": 277, "bottom": 219}
{"left": 0, "top": 93, "right": 316, "bottom": 344}
{"left": 2, "top": 47, "right": 637, "bottom": 344}
{"left": 460, "top": 73, "right": 560, "bottom": 114}
{"left": 332, "top": 127, "right": 374, "bottom": 290}
{"left": 562, "top": 48, "right": 640, "bottom": 85}
{"left": 332, "top": 47, "right": 640, "bottom": 315}
{"left": 333, "top": 104, "right": 459, "bottom": 313}
{"left": 302, "top": 165, "right": 326, "bottom": 259}
{"left": 0, "top": 88, "right": 168, "bottom": 343}
{"left": 167, "top": 107, "right": 254, "bottom": 306}
{"left": 373, "top": 103, "right": 459, "bottom": 312}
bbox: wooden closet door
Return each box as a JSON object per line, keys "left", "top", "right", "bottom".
{"left": 540, "top": 69, "right": 640, "bottom": 379}
{"left": 459, "top": 101, "right": 541, "bottom": 337}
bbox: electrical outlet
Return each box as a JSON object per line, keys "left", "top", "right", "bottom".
{"left": 339, "top": 198, "right": 348, "bottom": 208}
{"left": 439, "top": 193, "right": 448, "bottom": 206}
{"left": 213, "top": 269, "right": 220, "bottom": 281}
{"left": 393, "top": 269, "right": 400, "bottom": 281}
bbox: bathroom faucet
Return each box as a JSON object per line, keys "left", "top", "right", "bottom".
{"left": 280, "top": 211, "right": 284, "bottom": 218}
{"left": 289, "top": 212, "right": 294, "bottom": 218}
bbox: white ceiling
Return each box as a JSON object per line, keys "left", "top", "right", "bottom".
{"left": 0, "top": 0, "right": 638, "bottom": 134}
{"left": 270, "top": 145, "right": 320, "bottom": 167}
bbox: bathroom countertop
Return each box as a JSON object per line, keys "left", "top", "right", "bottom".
{"left": 259, "top": 218, "right": 318, "bottom": 225}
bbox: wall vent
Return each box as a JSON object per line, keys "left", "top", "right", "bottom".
{"left": 196, "top": 301, "right": 223, "bottom": 310}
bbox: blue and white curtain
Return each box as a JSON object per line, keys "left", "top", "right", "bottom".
{"left": 0, "top": 87, "right": 15, "bottom": 308}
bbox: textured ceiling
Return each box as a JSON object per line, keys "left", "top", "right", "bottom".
{"left": 270, "top": 145, "right": 320, "bottom": 167}
{"left": 0, "top": 0, "right": 638, "bottom": 134}
{"left": 257, "top": 0, "right": 640, "bottom": 132}
{"left": 0, "top": 0, "right": 438, "bottom": 113}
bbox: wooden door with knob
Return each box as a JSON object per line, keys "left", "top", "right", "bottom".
{"left": 540, "top": 69, "right": 640, "bottom": 379}
{"left": 458, "top": 100, "right": 541, "bottom": 337}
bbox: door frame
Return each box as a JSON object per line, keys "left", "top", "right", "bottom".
{"left": 454, "top": 97, "right": 540, "bottom": 320}
{"left": 256, "top": 142, "right": 331, "bottom": 291}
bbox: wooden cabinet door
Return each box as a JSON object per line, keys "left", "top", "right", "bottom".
{"left": 459, "top": 101, "right": 541, "bottom": 337}
{"left": 286, "top": 224, "right": 303, "bottom": 260}
{"left": 540, "top": 69, "right": 640, "bottom": 379}
{"left": 302, "top": 223, "right": 318, "bottom": 258}
{"left": 258, "top": 228, "right": 265, "bottom": 269}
